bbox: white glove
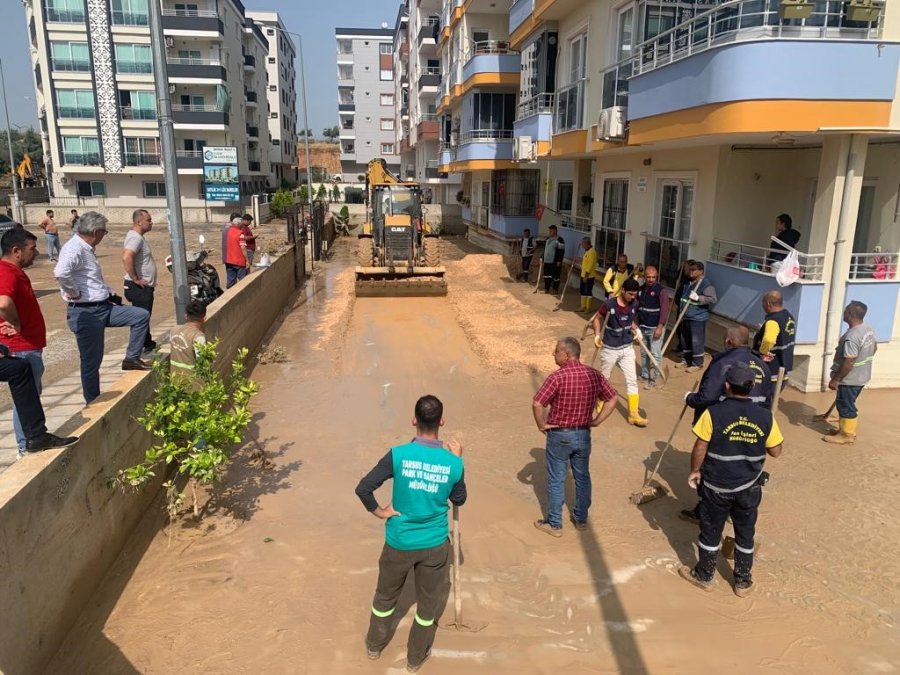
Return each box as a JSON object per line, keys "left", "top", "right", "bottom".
{"left": 684, "top": 392, "right": 692, "bottom": 404}
{"left": 689, "top": 291, "right": 700, "bottom": 302}
{"left": 594, "top": 335, "right": 602, "bottom": 348}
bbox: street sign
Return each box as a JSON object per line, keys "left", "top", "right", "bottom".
{"left": 203, "top": 146, "right": 239, "bottom": 202}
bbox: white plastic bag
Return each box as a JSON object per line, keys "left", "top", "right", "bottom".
{"left": 255, "top": 252, "right": 271, "bottom": 268}
{"left": 775, "top": 249, "right": 800, "bottom": 287}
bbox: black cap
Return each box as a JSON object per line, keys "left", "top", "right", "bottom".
{"left": 725, "top": 364, "right": 756, "bottom": 388}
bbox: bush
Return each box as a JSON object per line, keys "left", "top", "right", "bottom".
{"left": 298, "top": 184, "right": 309, "bottom": 204}
{"left": 270, "top": 189, "right": 294, "bottom": 217}
{"left": 316, "top": 184, "right": 328, "bottom": 201}
{"left": 339, "top": 205, "right": 349, "bottom": 221}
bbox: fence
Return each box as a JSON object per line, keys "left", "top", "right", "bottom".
{"left": 710, "top": 238, "right": 826, "bottom": 281}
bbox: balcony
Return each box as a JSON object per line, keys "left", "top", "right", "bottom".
{"left": 418, "top": 18, "right": 439, "bottom": 45}
{"left": 418, "top": 67, "right": 441, "bottom": 91}
{"left": 462, "top": 42, "right": 520, "bottom": 82}
{"left": 166, "top": 58, "right": 226, "bottom": 81}
{"left": 45, "top": 6, "right": 85, "bottom": 23}
{"left": 120, "top": 106, "right": 157, "bottom": 121}
{"left": 116, "top": 61, "right": 152, "bottom": 75}
{"left": 417, "top": 114, "right": 439, "bottom": 140}
{"left": 175, "top": 149, "right": 203, "bottom": 170}
{"left": 456, "top": 129, "right": 514, "bottom": 163}
{"left": 51, "top": 57, "right": 91, "bottom": 73}
{"left": 161, "top": 10, "right": 223, "bottom": 36}
{"left": 555, "top": 80, "right": 584, "bottom": 133}
{"left": 425, "top": 159, "right": 441, "bottom": 179}
{"left": 245, "top": 90, "right": 258, "bottom": 106}
{"left": 62, "top": 152, "right": 101, "bottom": 166}
{"left": 338, "top": 103, "right": 355, "bottom": 112}
{"left": 514, "top": 93, "right": 554, "bottom": 144}
{"left": 509, "top": 0, "right": 535, "bottom": 35}
{"left": 246, "top": 125, "right": 259, "bottom": 138}
{"left": 172, "top": 105, "right": 229, "bottom": 126}
{"left": 249, "top": 161, "right": 261, "bottom": 172}
{"left": 58, "top": 106, "right": 96, "bottom": 120}
{"left": 111, "top": 10, "right": 148, "bottom": 26}
{"left": 243, "top": 54, "right": 256, "bottom": 71}
{"left": 124, "top": 152, "right": 160, "bottom": 167}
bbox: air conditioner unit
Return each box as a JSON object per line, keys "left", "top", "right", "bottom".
{"left": 514, "top": 135, "right": 533, "bottom": 162}
{"left": 168, "top": 84, "right": 176, "bottom": 94}
{"left": 59, "top": 176, "right": 71, "bottom": 185}
{"left": 165, "top": 36, "right": 175, "bottom": 48}
{"left": 597, "top": 106, "right": 625, "bottom": 140}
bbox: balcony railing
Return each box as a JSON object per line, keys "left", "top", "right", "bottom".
{"left": 426, "top": 159, "right": 439, "bottom": 169}
{"left": 559, "top": 214, "right": 592, "bottom": 233}
{"left": 124, "top": 152, "right": 160, "bottom": 166}
{"left": 45, "top": 6, "right": 85, "bottom": 22}
{"left": 166, "top": 57, "right": 221, "bottom": 66}
{"left": 63, "top": 152, "right": 101, "bottom": 166}
{"left": 516, "top": 93, "right": 554, "bottom": 120}
{"left": 710, "top": 238, "right": 825, "bottom": 281}
{"left": 423, "top": 65, "right": 440, "bottom": 76}
{"left": 599, "top": 0, "right": 885, "bottom": 111}
{"left": 419, "top": 113, "right": 437, "bottom": 122}
{"left": 470, "top": 40, "right": 514, "bottom": 56}
{"left": 111, "top": 10, "right": 149, "bottom": 26}
{"left": 243, "top": 54, "right": 256, "bottom": 68}
{"left": 171, "top": 104, "right": 220, "bottom": 112}
{"left": 116, "top": 61, "right": 153, "bottom": 74}
{"left": 175, "top": 150, "right": 204, "bottom": 157}
{"left": 459, "top": 129, "right": 514, "bottom": 144}
{"left": 849, "top": 252, "right": 898, "bottom": 280}
{"left": 246, "top": 125, "right": 259, "bottom": 137}
{"left": 58, "top": 106, "right": 96, "bottom": 119}
{"left": 121, "top": 106, "right": 157, "bottom": 120}
{"left": 555, "top": 79, "right": 585, "bottom": 133}
{"left": 51, "top": 58, "right": 91, "bottom": 73}
{"left": 161, "top": 8, "right": 217, "bottom": 17}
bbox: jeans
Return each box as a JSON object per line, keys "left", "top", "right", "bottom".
{"left": 246, "top": 249, "right": 256, "bottom": 266}
{"left": 123, "top": 281, "right": 155, "bottom": 349}
{"left": 680, "top": 319, "right": 707, "bottom": 367}
{"left": 545, "top": 427, "right": 592, "bottom": 528}
{"left": 11, "top": 349, "right": 44, "bottom": 451}
{"left": 225, "top": 264, "right": 248, "bottom": 289}
{"left": 836, "top": 384, "right": 864, "bottom": 419}
{"left": 639, "top": 327, "right": 664, "bottom": 381}
{"left": 695, "top": 482, "right": 762, "bottom": 583}
{"left": 46, "top": 233, "right": 61, "bottom": 260}
{"left": 66, "top": 302, "right": 150, "bottom": 403}
{"left": 0, "top": 355, "right": 46, "bottom": 441}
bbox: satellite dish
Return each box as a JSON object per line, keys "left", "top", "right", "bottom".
{"left": 199, "top": 234, "right": 206, "bottom": 246}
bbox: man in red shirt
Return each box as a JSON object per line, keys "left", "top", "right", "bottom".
{"left": 224, "top": 216, "right": 250, "bottom": 288}
{"left": 532, "top": 337, "right": 618, "bottom": 536}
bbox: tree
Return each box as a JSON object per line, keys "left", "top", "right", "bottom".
{"left": 270, "top": 189, "right": 295, "bottom": 217}
{"left": 297, "top": 129, "right": 314, "bottom": 138}
{"left": 322, "top": 126, "right": 340, "bottom": 142}
{"left": 298, "top": 184, "right": 309, "bottom": 203}
{"left": 331, "top": 184, "right": 342, "bottom": 202}
{"left": 316, "top": 184, "right": 328, "bottom": 201}
{"left": 0, "top": 128, "right": 44, "bottom": 179}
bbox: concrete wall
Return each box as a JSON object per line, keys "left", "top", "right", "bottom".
{"left": 0, "top": 249, "right": 299, "bottom": 675}
{"left": 23, "top": 203, "right": 243, "bottom": 227}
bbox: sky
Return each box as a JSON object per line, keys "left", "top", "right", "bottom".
{"left": 0, "top": 0, "right": 402, "bottom": 134}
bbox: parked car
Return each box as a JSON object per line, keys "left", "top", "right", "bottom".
{"left": 0, "top": 214, "right": 21, "bottom": 232}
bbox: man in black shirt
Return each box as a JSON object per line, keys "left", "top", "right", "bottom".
{"left": 767, "top": 213, "right": 801, "bottom": 268}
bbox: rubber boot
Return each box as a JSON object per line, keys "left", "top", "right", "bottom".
{"left": 733, "top": 548, "right": 755, "bottom": 597}
{"left": 694, "top": 547, "right": 718, "bottom": 583}
{"left": 822, "top": 417, "right": 857, "bottom": 444}
{"left": 627, "top": 393, "right": 648, "bottom": 427}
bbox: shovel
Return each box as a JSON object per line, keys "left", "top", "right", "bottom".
{"left": 532, "top": 259, "right": 544, "bottom": 294}
{"left": 439, "top": 505, "right": 487, "bottom": 632}
{"left": 553, "top": 261, "right": 577, "bottom": 311}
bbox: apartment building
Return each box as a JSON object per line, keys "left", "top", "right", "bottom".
{"left": 498, "top": 0, "right": 900, "bottom": 389}
{"left": 247, "top": 10, "right": 299, "bottom": 187}
{"left": 23, "top": 0, "right": 279, "bottom": 208}
{"left": 335, "top": 26, "right": 400, "bottom": 181}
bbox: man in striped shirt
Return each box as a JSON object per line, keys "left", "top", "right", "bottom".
{"left": 54, "top": 212, "right": 151, "bottom": 404}
{"left": 532, "top": 337, "right": 617, "bottom": 536}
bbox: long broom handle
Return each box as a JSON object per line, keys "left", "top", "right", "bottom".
{"left": 532, "top": 259, "right": 544, "bottom": 293}
{"left": 659, "top": 278, "right": 703, "bottom": 357}
{"left": 640, "top": 378, "right": 700, "bottom": 490}
{"left": 557, "top": 260, "right": 576, "bottom": 304}
{"left": 633, "top": 329, "right": 666, "bottom": 382}
{"left": 771, "top": 366, "right": 786, "bottom": 412}
{"left": 452, "top": 504, "right": 462, "bottom": 624}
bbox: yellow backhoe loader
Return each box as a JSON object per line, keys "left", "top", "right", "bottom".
{"left": 355, "top": 159, "right": 446, "bottom": 297}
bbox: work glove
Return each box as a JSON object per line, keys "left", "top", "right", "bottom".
{"left": 689, "top": 291, "right": 700, "bottom": 302}
{"left": 594, "top": 335, "right": 602, "bottom": 349}
{"left": 684, "top": 392, "right": 692, "bottom": 404}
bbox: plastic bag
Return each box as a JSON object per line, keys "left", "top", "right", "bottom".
{"left": 775, "top": 249, "right": 800, "bottom": 287}
{"left": 255, "top": 252, "right": 271, "bottom": 268}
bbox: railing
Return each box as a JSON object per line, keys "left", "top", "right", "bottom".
{"left": 459, "top": 129, "right": 514, "bottom": 144}
{"left": 245, "top": 91, "right": 258, "bottom": 102}
{"left": 116, "top": 61, "right": 153, "bottom": 74}
{"left": 45, "top": 6, "right": 85, "bottom": 22}
{"left": 111, "top": 10, "right": 148, "bottom": 26}
{"left": 470, "top": 40, "right": 514, "bottom": 56}
{"left": 124, "top": 152, "right": 160, "bottom": 166}
{"left": 120, "top": 106, "right": 157, "bottom": 120}
{"left": 560, "top": 214, "right": 592, "bottom": 233}
{"left": 162, "top": 8, "right": 217, "bottom": 17}
{"left": 166, "top": 57, "right": 221, "bottom": 66}
{"left": 63, "top": 152, "right": 101, "bottom": 166}
{"left": 423, "top": 16, "right": 440, "bottom": 27}
{"left": 426, "top": 159, "right": 439, "bottom": 168}
{"left": 51, "top": 58, "right": 91, "bottom": 73}
{"left": 849, "top": 252, "right": 898, "bottom": 280}
{"left": 58, "top": 106, "right": 96, "bottom": 119}
{"left": 175, "top": 150, "right": 204, "bottom": 157}
{"left": 599, "top": 0, "right": 885, "bottom": 111}
{"left": 423, "top": 65, "right": 440, "bottom": 75}
{"left": 419, "top": 113, "right": 438, "bottom": 122}
{"left": 171, "top": 104, "right": 220, "bottom": 112}
{"left": 710, "top": 238, "right": 825, "bottom": 281}
{"left": 243, "top": 54, "right": 256, "bottom": 67}
{"left": 246, "top": 126, "right": 259, "bottom": 137}
{"left": 555, "top": 79, "right": 585, "bottom": 133}
{"left": 516, "top": 92, "right": 554, "bottom": 120}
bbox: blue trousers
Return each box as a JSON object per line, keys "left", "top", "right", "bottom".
{"left": 46, "top": 233, "right": 61, "bottom": 260}
{"left": 836, "top": 384, "right": 864, "bottom": 419}
{"left": 680, "top": 319, "right": 707, "bottom": 367}
{"left": 11, "top": 349, "right": 44, "bottom": 451}
{"left": 639, "top": 327, "right": 664, "bottom": 381}
{"left": 226, "top": 263, "right": 248, "bottom": 289}
{"left": 545, "top": 428, "right": 592, "bottom": 527}
{"left": 66, "top": 302, "right": 150, "bottom": 403}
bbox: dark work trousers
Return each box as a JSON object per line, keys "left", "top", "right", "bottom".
{"left": 366, "top": 540, "right": 451, "bottom": 666}
{"left": 520, "top": 255, "right": 532, "bottom": 280}
{"left": 694, "top": 482, "right": 762, "bottom": 584}
{"left": 124, "top": 281, "right": 155, "bottom": 350}
{"left": 552, "top": 258, "right": 563, "bottom": 291}
{"left": 579, "top": 276, "right": 595, "bottom": 298}
{"left": 836, "top": 384, "right": 864, "bottom": 419}
{"left": 543, "top": 260, "right": 559, "bottom": 292}
{"left": 0, "top": 356, "right": 46, "bottom": 440}
{"left": 680, "top": 319, "right": 707, "bottom": 367}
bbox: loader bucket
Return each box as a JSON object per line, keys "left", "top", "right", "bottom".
{"left": 355, "top": 267, "right": 448, "bottom": 297}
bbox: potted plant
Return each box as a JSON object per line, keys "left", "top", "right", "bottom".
{"left": 779, "top": 0, "right": 814, "bottom": 20}
{"left": 845, "top": 0, "right": 883, "bottom": 22}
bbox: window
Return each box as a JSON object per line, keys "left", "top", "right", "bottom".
{"left": 569, "top": 32, "right": 587, "bottom": 83}
{"left": 110, "top": 0, "right": 148, "bottom": 26}
{"left": 76, "top": 180, "right": 106, "bottom": 197}
{"left": 173, "top": 3, "right": 197, "bottom": 11}
{"left": 645, "top": 178, "right": 694, "bottom": 287}
{"left": 114, "top": 43, "right": 152, "bottom": 74}
{"left": 270, "top": 85, "right": 277, "bottom": 91}
{"left": 62, "top": 136, "right": 100, "bottom": 165}
{"left": 124, "top": 137, "right": 160, "bottom": 165}
{"left": 381, "top": 143, "right": 394, "bottom": 154}
{"left": 268, "top": 57, "right": 276, "bottom": 64}
{"left": 143, "top": 181, "right": 166, "bottom": 197}
{"left": 266, "top": 28, "right": 274, "bottom": 35}
{"left": 556, "top": 181, "right": 573, "bottom": 213}
{"left": 491, "top": 170, "right": 539, "bottom": 216}
{"left": 380, "top": 118, "right": 394, "bottom": 131}
{"left": 380, "top": 42, "right": 392, "bottom": 54}
{"left": 120, "top": 90, "right": 156, "bottom": 119}
{"left": 594, "top": 178, "right": 629, "bottom": 270}
{"left": 380, "top": 69, "right": 393, "bottom": 81}
{"left": 380, "top": 93, "right": 394, "bottom": 106}
{"left": 462, "top": 92, "right": 515, "bottom": 139}
{"left": 271, "top": 112, "right": 279, "bottom": 118}
{"left": 179, "top": 94, "right": 205, "bottom": 107}
{"left": 45, "top": 0, "right": 85, "bottom": 23}
{"left": 50, "top": 41, "right": 90, "bottom": 72}
{"left": 273, "top": 139, "right": 280, "bottom": 145}
{"left": 176, "top": 49, "right": 201, "bottom": 61}
{"left": 182, "top": 138, "right": 207, "bottom": 151}
{"left": 56, "top": 89, "right": 95, "bottom": 118}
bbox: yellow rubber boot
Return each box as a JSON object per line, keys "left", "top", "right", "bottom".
{"left": 627, "top": 394, "right": 648, "bottom": 427}
{"left": 822, "top": 417, "right": 857, "bottom": 444}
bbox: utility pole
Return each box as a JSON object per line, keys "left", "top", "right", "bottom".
{"left": 147, "top": 0, "right": 189, "bottom": 324}
{"left": 0, "top": 59, "right": 24, "bottom": 224}
{"left": 297, "top": 37, "right": 314, "bottom": 218}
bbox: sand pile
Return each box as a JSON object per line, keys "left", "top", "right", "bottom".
{"left": 311, "top": 266, "right": 355, "bottom": 353}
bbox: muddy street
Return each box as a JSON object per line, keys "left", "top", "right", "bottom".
{"left": 48, "top": 238, "right": 900, "bottom": 674}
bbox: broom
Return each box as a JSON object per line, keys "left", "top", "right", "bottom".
{"left": 439, "top": 505, "right": 487, "bottom": 632}
{"left": 552, "top": 260, "right": 577, "bottom": 311}
{"left": 532, "top": 259, "right": 544, "bottom": 294}
{"left": 629, "top": 379, "right": 700, "bottom": 505}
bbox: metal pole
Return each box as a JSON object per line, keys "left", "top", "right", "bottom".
{"left": 297, "top": 35, "right": 314, "bottom": 218}
{"left": 147, "top": 0, "right": 189, "bottom": 324}
{"left": 0, "top": 59, "right": 24, "bottom": 224}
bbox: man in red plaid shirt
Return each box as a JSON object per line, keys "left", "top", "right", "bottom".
{"left": 532, "top": 337, "right": 618, "bottom": 536}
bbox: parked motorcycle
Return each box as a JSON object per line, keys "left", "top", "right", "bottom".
{"left": 165, "top": 248, "right": 224, "bottom": 307}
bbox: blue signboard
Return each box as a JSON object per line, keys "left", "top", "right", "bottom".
{"left": 203, "top": 147, "right": 239, "bottom": 202}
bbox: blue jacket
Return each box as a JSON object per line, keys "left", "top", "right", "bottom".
{"left": 680, "top": 277, "right": 717, "bottom": 322}
{"left": 686, "top": 346, "right": 773, "bottom": 421}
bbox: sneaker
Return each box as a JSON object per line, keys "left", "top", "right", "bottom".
{"left": 678, "top": 508, "right": 700, "bottom": 524}
{"left": 533, "top": 519, "right": 563, "bottom": 538}
{"left": 25, "top": 432, "right": 79, "bottom": 452}
{"left": 644, "top": 380, "right": 657, "bottom": 390}
{"left": 734, "top": 580, "right": 755, "bottom": 598}
{"left": 407, "top": 650, "right": 431, "bottom": 673}
{"left": 685, "top": 365, "right": 701, "bottom": 373}
{"left": 570, "top": 517, "right": 588, "bottom": 532}
{"left": 678, "top": 565, "right": 714, "bottom": 592}
{"left": 674, "top": 361, "right": 688, "bottom": 369}
{"left": 366, "top": 647, "right": 381, "bottom": 660}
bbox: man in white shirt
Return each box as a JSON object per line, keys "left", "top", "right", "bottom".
{"left": 54, "top": 211, "right": 151, "bottom": 404}
{"left": 122, "top": 209, "right": 157, "bottom": 354}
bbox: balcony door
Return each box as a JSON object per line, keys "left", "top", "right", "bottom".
{"left": 646, "top": 178, "right": 694, "bottom": 287}
{"left": 568, "top": 32, "right": 587, "bottom": 85}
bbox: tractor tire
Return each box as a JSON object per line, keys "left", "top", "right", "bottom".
{"left": 357, "top": 237, "right": 374, "bottom": 267}
{"left": 423, "top": 237, "right": 441, "bottom": 267}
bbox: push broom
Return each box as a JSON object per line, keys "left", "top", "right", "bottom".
{"left": 439, "top": 505, "right": 487, "bottom": 632}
